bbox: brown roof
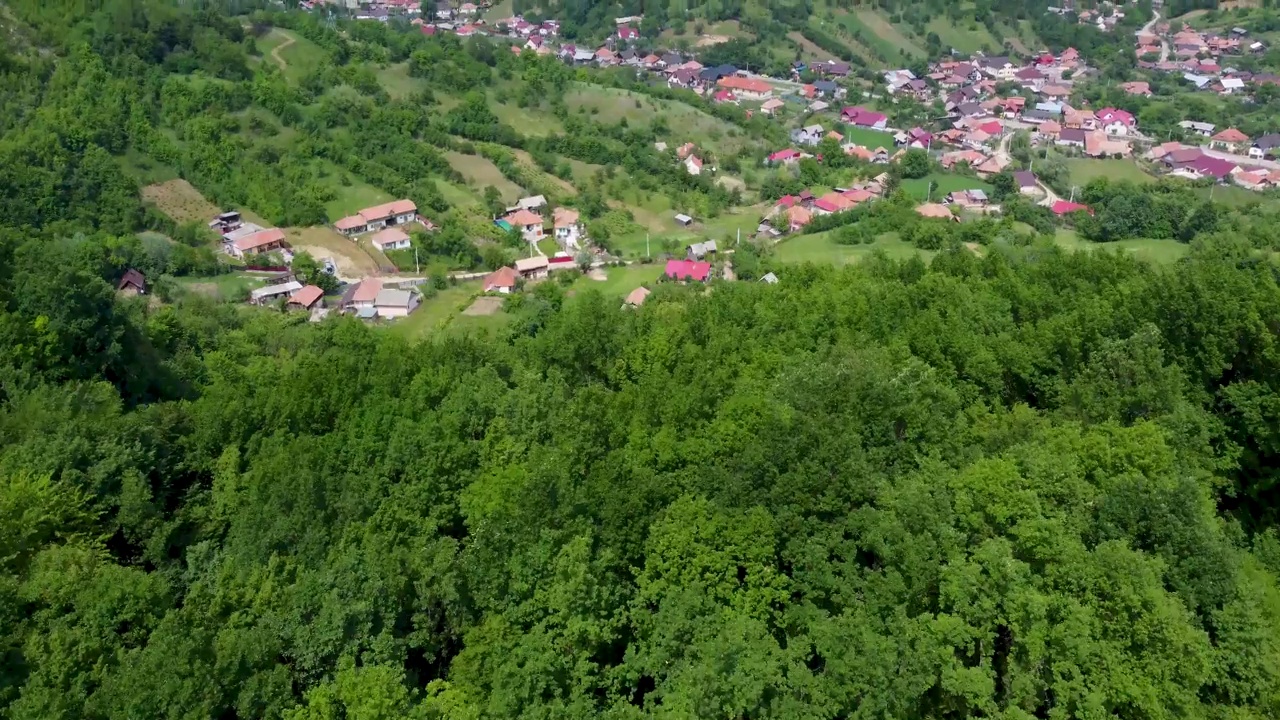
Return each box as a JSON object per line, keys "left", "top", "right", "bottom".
{"left": 718, "top": 76, "right": 772, "bottom": 93}
{"left": 1213, "top": 127, "right": 1250, "bottom": 143}
{"left": 624, "top": 286, "right": 651, "bottom": 306}
{"left": 370, "top": 227, "right": 411, "bottom": 247}
{"left": 233, "top": 228, "right": 286, "bottom": 252}
{"left": 289, "top": 285, "right": 325, "bottom": 308}
{"left": 359, "top": 199, "right": 416, "bottom": 222}
{"left": 553, "top": 207, "right": 580, "bottom": 227}
{"left": 351, "top": 278, "right": 383, "bottom": 303}
{"left": 504, "top": 209, "right": 543, "bottom": 227}
{"left": 916, "top": 203, "right": 953, "bottom": 219}
{"left": 335, "top": 215, "right": 366, "bottom": 230}
{"left": 484, "top": 266, "right": 519, "bottom": 290}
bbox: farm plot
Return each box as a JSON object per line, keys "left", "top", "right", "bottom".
{"left": 141, "top": 179, "right": 222, "bottom": 224}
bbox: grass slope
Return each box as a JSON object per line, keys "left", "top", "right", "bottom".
{"left": 900, "top": 173, "right": 993, "bottom": 201}
{"left": 1065, "top": 158, "right": 1155, "bottom": 187}
{"left": 444, "top": 150, "right": 525, "bottom": 202}
{"left": 563, "top": 84, "right": 748, "bottom": 155}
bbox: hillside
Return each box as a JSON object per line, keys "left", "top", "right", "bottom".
{"left": 5, "top": 0, "right": 1280, "bottom": 718}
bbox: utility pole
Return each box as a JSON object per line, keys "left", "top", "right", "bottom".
{"left": 646, "top": 232, "right": 650, "bottom": 258}
{"left": 414, "top": 245, "right": 420, "bottom": 274}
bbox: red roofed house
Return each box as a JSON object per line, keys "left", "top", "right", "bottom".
{"left": 335, "top": 199, "right": 418, "bottom": 236}
{"left": 1211, "top": 127, "right": 1250, "bottom": 153}
{"left": 813, "top": 192, "right": 855, "bottom": 215}
{"left": 229, "top": 228, "right": 287, "bottom": 259}
{"left": 718, "top": 76, "right": 773, "bottom": 100}
{"left": 288, "top": 285, "right": 325, "bottom": 311}
{"left": 503, "top": 208, "right": 545, "bottom": 242}
{"left": 1095, "top": 107, "right": 1136, "bottom": 136}
{"left": 617, "top": 25, "right": 639, "bottom": 41}
{"left": 840, "top": 106, "right": 888, "bottom": 130}
{"left": 768, "top": 148, "right": 803, "bottom": 165}
{"left": 1120, "top": 81, "right": 1152, "bottom": 96}
{"left": 713, "top": 89, "right": 738, "bottom": 104}
{"left": 664, "top": 259, "right": 712, "bottom": 282}
{"left": 685, "top": 155, "right": 704, "bottom": 175}
{"left": 841, "top": 188, "right": 874, "bottom": 204}
{"left": 1051, "top": 200, "right": 1093, "bottom": 216}
{"left": 483, "top": 266, "right": 520, "bottom": 294}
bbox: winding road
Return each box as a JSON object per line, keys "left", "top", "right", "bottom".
{"left": 269, "top": 31, "right": 296, "bottom": 71}
{"left": 1139, "top": 11, "right": 1170, "bottom": 63}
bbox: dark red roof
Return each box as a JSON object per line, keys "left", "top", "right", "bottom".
{"left": 1051, "top": 200, "right": 1092, "bottom": 216}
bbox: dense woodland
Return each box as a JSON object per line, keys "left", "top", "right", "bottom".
{"left": 5, "top": 0, "right": 1280, "bottom": 718}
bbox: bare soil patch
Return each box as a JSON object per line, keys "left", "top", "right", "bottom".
{"left": 141, "top": 179, "right": 221, "bottom": 224}
{"left": 283, "top": 226, "right": 380, "bottom": 279}
{"left": 462, "top": 296, "right": 504, "bottom": 316}
{"left": 587, "top": 268, "right": 608, "bottom": 281}
{"left": 696, "top": 34, "right": 732, "bottom": 47}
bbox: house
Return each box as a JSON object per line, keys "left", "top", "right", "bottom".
{"left": 208, "top": 211, "right": 243, "bottom": 234}
{"left": 1182, "top": 155, "right": 1240, "bottom": 182}
{"left": 1094, "top": 107, "right": 1136, "bottom": 136}
{"left": 1250, "top": 134, "right": 1280, "bottom": 159}
{"left": 1180, "top": 120, "right": 1217, "bottom": 137}
{"left": 251, "top": 277, "right": 303, "bottom": 305}
{"left": 768, "top": 148, "right": 803, "bottom": 165}
{"left": 288, "top": 285, "right": 325, "bottom": 311}
{"left": 1057, "top": 128, "right": 1087, "bottom": 147}
{"left": 786, "top": 205, "right": 812, "bottom": 232}
{"left": 1085, "top": 132, "right": 1132, "bottom": 158}
{"left": 345, "top": 278, "right": 382, "bottom": 310}
{"left": 717, "top": 76, "right": 773, "bottom": 101}
{"left": 840, "top": 106, "right": 888, "bottom": 130}
{"left": 975, "top": 155, "right": 1010, "bottom": 178}
{"left": 512, "top": 195, "right": 547, "bottom": 212}
{"left": 1051, "top": 200, "right": 1092, "bottom": 216}
{"left": 813, "top": 79, "right": 842, "bottom": 98}
{"left": 814, "top": 192, "right": 856, "bottom": 215}
{"left": 685, "top": 155, "right": 704, "bottom": 175}
{"left": 1120, "top": 81, "right": 1152, "bottom": 96}
{"left": 1037, "top": 120, "right": 1063, "bottom": 139}
{"left": 940, "top": 149, "right": 987, "bottom": 170}
{"left": 229, "top": 228, "right": 287, "bottom": 259}
{"left": 916, "top": 203, "right": 955, "bottom": 220}
{"left": 370, "top": 227, "right": 413, "bottom": 251}
{"left": 117, "top": 269, "right": 146, "bottom": 296}
{"left": 687, "top": 240, "right": 717, "bottom": 260}
{"left": 760, "top": 98, "right": 785, "bottom": 115}
{"left": 713, "top": 89, "right": 738, "bottom": 104}
{"left": 552, "top": 207, "right": 583, "bottom": 249}
{"left": 1220, "top": 77, "right": 1246, "bottom": 94}
{"left": 1013, "top": 170, "right": 1039, "bottom": 194}
{"left": 375, "top": 288, "right": 420, "bottom": 318}
{"left": 791, "top": 124, "right": 824, "bottom": 147}
{"left": 674, "top": 213, "right": 695, "bottom": 227}
{"left": 947, "top": 188, "right": 988, "bottom": 208}
{"left": 483, "top": 266, "right": 519, "bottom": 293}
{"left": 624, "top": 286, "right": 651, "bottom": 307}
{"left": 503, "top": 208, "right": 544, "bottom": 242}
{"left": 616, "top": 25, "right": 638, "bottom": 41}
{"left": 1211, "top": 127, "right": 1250, "bottom": 152}
{"left": 515, "top": 256, "right": 550, "bottom": 279}
{"left": 841, "top": 188, "right": 875, "bottom": 205}
{"left": 664, "top": 259, "right": 712, "bottom": 282}
{"left": 335, "top": 199, "right": 418, "bottom": 235}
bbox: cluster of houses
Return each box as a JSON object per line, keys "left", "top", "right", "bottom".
{"left": 494, "top": 195, "right": 586, "bottom": 250}
{"left": 755, "top": 174, "right": 891, "bottom": 236}
{"left": 1148, "top": 136, "right": 1280, "bottom": 189}
{"left": 334, "top": 199, "right": 433, "bottom": 252}
{"left": 1136, "top": 22, "right": 1271, "bottom": 94}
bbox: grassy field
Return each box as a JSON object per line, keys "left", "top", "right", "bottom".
{"left": 141, "top": 179, "right": 222, "bottom": 224}
{"left": 444, "top": 151, "right": 525, "bottom": 202}
{"left": 390, "top": 281, "right": 484, "bottom": 339}
{"left": 926, "top": 16, "right": 1000, "bottom": 54}
{"left": 375, "top": 63, "right": 428, "bottom": 99}
{"left": 435, "top": 178, "right": 481, "bottom": 209}
{"left": 900, "top": 173, "right": 993, "bottom": 201}
{"left": 1053, "top": 229, "right": 1189, "bottom": 263}
{"left": 609, "top": 198, "right": 766, "bottom": 258}
{"left": 1065, "top": 158, "right": 1155, "bottom": 187}
{"left": 170, "top": 272, "right": 262, "bottom": 302}
{"left": 774, "top": 232, "right": 932, "bottom": 265}
{"left": 842, "top": 127, "right": 896, "bottom": 148}
{"left": 563, "top": 84, "right": 749, "bottom": 155}
{"left": 570, "top": 264, "right": 663, "bottom": 298}
{"left": 831, "top": 9, "right": 925, "bottom": 63}
{"left": 488, "top": 93, "right": 564, "bottom": 136}
{"left": 119, "top": 150, "right": 179, "bottom": 185}
{"left": 317, "top": 162, "right": 396, "bottom": 221}
{"left": 258, "top": 29, "right": 327, "bottom": 83}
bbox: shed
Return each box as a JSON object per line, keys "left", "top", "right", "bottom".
{"left": 674, "top": 213, "right": 694, "bottom": 226}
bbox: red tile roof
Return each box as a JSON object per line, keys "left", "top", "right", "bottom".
{"left": 360, "top": 199, "right": 417, "bottom": 222}
{"left": 1051, "top": 200, "right": 1092, "bottom": 215}
{"left": 664, "top": 259, "right": 712, "bottom": 281}
{"left": 718, "top": 76, "right": 772, "bottom": 93}
{"left": 351, "top": 278, "right": 383, "bottom": 303}
{"left": 289, "top": 285, "right": 325, "bottom": 308}
{"left": 233, "top": 228, "right": 286, "bottom": 252}
{"left": 483, "top": 266, "right": 519, "bottom": 291}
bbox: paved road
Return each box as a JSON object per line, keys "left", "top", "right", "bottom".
{"left": 1139, "top": 11, "right": 1170, "bottom": 63}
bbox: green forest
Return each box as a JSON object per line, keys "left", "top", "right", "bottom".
{"left": 4, "top": 0, "right": 1280, "bottom": 717}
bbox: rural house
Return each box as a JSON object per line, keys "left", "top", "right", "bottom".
{"left": 664, "top": 259, "right": 712, "bottom": 282}
{"left": 288, "top": 285, "right": 325, "bottom": 311}
{"left": 623, "top": 286, "right": 650, "bottom": 307}
{"left": 717, "top": 76, "right": 773, "bottom": 101}
{"left": 229, "top": 228, "right": 287, "bottom": 259}
{"left": 552, "top": 207, "right": 583, "bottom": 250}
{"left": 335, "top": 199, "right": 418, "bottom": 236}
{"left": 483, "top": 266, "right": 520, "bottom": 294}
{"left": 374, "top": 287, "right": 421, "bottom": 318}
{"left": 502, "top": 208, "right": 545, "bottom": 242}
{"left": 515, "top": 256, "right": 550, "bottom": 279}
{"left": 686, "top": 240, "right": 717, "bottom": 260}
{"left": 116, "top": 269, "right": 146, "bottom": 296}
{"left": 250, "top": 280, "right": 303, "bottom": 305}
{"left": 370, "top": 227, "right": 413, "bottom": 251}
{"left": 840, "top": 106, "right": 888, "bottom": 130}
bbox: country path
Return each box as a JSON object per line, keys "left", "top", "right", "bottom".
{"left": 270, "top": 31, "right": 296, "bottom": 71}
